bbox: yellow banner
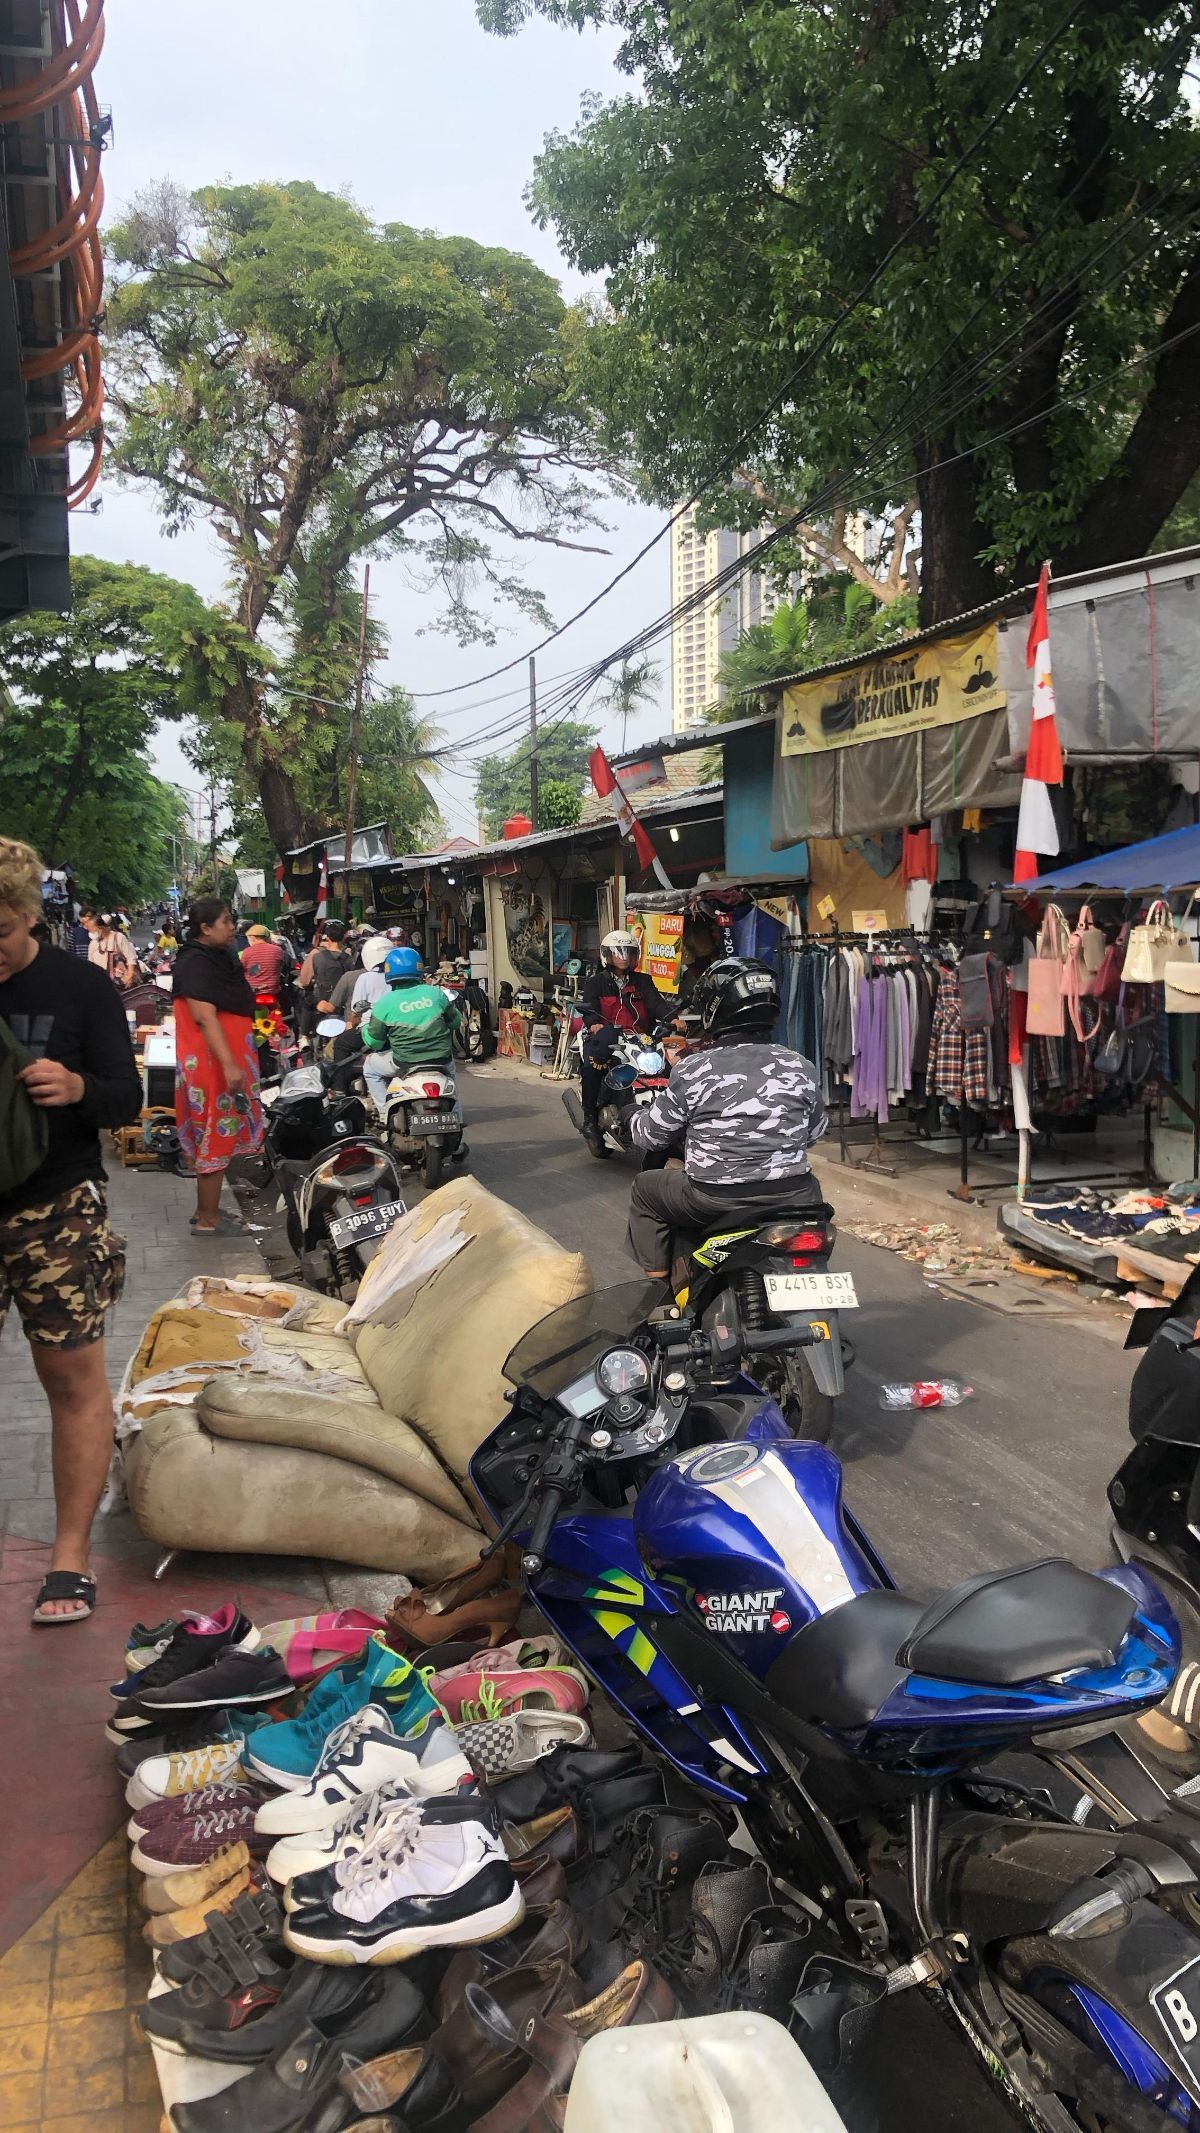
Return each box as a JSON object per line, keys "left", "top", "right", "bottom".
{"left": 780, "top": 624, "right": 1006, "bottom": 757}
{"left": 631, "top": 910, "right": 684, "bottom": 994}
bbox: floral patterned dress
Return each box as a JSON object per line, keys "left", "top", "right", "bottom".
{"left": 174, "top": 998, "right": 265, "bottom": 1175}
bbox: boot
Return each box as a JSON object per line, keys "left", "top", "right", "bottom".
{"left": 582, "top": 1110, "right": 608, "bottom": 1159}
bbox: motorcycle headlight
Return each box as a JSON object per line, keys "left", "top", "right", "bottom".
{"left": 596, "top": 1347, "right": 651, "bottom": 1398}
{"left": 635, "top": 1049, "right": 665, "bottom": 1075}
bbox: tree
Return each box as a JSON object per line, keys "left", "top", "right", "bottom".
{"left": 716, "top": 585, "right": 919, "bottom": 711}
{"left": 476, "top": 715, "right": 597, "bottom": 837}
{"left": 478, "top": 0, "right": 1200, "bottom": 623}
{"left": 598, "top": 656, "right": 660, "bottom": 752}
{"left": 105, "top": 180, "right": 615, "bottom": 862}
{"left": 538, "top": 778, "right": 583, "bottom": 829}
{"left": 354, "top": 690, "right": 445, "bottom": 854}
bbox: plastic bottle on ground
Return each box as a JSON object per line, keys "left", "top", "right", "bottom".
{"left": 878, "top": 1378, "right": 974, "bottom": 1410}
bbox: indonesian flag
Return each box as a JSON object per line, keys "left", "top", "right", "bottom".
{"left": 1012, "top": 562, "right": 1064, "bottom": 883}
{"left": 273, "top": 860, "right": 291, "bottom": 909}
{"left": 590, "top": 745, "right": 673, "bottom": 889}
{"left": 315, "top": 850, "right": 329, "bottom": 922}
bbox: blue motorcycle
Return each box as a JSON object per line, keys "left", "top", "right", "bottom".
{"left": 471, "top": 1280, "right": 1200, "bottom": 2132}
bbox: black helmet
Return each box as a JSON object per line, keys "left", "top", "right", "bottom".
{"left": 691, "top": 956, "right": 780, "bottom": 1038}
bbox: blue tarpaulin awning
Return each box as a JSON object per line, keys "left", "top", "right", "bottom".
{"left": 1009, "top": 823, "right": 1200, "bottom": 894}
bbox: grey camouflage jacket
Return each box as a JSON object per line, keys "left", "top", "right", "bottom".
{"left": 629, "top": 1040, "right": 829, "bottom": 1184}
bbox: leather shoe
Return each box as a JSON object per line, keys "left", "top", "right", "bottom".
{"left": 150, "top": 1953, "right": 426, "bottom": 2066}
{"left": 468, "top": 1959, "right": 679, "bottom": 2133}
{"left": 503, "top": 1806, "right": 579, "bottom": 1867}
{"left": 432, "top": 1960, "right": 584, "bottom": 2112}
{"left": 490, "top": 1746, "right": 650, "bottom": 1828}
{"left": 341, "top": 2042, "right": 463, "bottom": 2129}
{"left": 436, "top": 1900, "right": 590, "bottom": 2021}
{"left": 171, "top": 1972, "right": 431, "bottom": 2132}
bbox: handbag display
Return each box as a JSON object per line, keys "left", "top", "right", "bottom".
{"left": 1060, "top": 904, "right": 1105, "bottom": 1041}
{"left": 1164, "top": 892, "right": 1200, "bottom": 1013}
{"left": 958, "top": 953, "right": 995, "bottom": 1033}
{"left": 1026, "top": 904, "right": 1069, "bottom": 1037}
{"left": 961, "top": 886, "right": 1024, "bottom": 965}
{"left": 1092, "top": 926, "right": 1127, "bottom": 1006}
{"left": 1121, "top": 899, "right": 1184, "bottom": 985}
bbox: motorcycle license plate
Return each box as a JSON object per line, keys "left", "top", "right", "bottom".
{"left": 408, "top": 1106, "right": 457, "bottom": 1135}
{"left": 1151, "top": 1956, "right": 1200, "bottom": 2081}
{"left": 328, "top": 1198, "right": 406, "bottom": 1247}
{"left": 764, "top": 1270, "right": 859, "bottom": 1311}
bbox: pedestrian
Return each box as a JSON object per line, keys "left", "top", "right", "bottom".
{"left": 297, "top": 918, "right": 352, "bottom": 1035}
{"left": 173, "top": 896, "right": 264, "bottom": 1236}
{"left": 0, "top": 837, "right": 141, "bottom": 1624}
{"left": 240, "top": 923, "right": 287, "bottom": 1001}
{"left": 68, "top": 908, "right": 91, "bottom": 958}
{"left": 87, "top": 910, "right": 137, "bottom": 984}
{"left": 157, "top": 918, "right": 179, "bottom": 954}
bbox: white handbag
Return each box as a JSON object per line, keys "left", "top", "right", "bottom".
{"left": 1122, "top": 898, "right": 1187, "bottom": 985}
{"left": 1165, "top": 893, "right": 1200, "bottom": 1012}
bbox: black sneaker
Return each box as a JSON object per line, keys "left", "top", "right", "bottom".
{"left": 145, "top": 1948, "right": 425, "bottom": 2064}
{"left": 108, "top": 1607, "right": 259, "bottom": 1734}
{"left": 133, "top": 1644, "right": 293, "bottom": 1716}
{"left": 113, "top": 1715, "right": 235, "bottom": 1771}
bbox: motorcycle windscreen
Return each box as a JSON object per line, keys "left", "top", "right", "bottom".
{"left": 502, "top": 1280, "right": 663, "bottom": 1398}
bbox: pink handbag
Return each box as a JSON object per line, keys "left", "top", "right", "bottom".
{"left": 1027, "top": 904, "right": 1068, "bottom": 1037}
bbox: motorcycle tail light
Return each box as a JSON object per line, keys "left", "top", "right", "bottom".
{"left": 352, "top": 1193, "right": 373, "bottom": 1207}
{"left": 758, "top": 1223, "right": 829, "bottom": 1252}
{"left": 330, "top": 1144, "right": 374, "bottom": 1176}
{"left": 422, "top": 1082, "right": 443, "bottom": 1099}
{"left": 790, "top": 1254, "right": 815, "bottom": 1269}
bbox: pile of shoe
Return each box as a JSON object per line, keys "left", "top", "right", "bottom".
{"left": 110, "top": 1600, "right": 738, "bottom": 2131}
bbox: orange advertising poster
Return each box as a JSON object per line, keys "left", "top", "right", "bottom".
{"left": 632, "top": 911, "right": 684, "bottom": 993}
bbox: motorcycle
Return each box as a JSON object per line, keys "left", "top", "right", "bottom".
{"left": 472, "top": 1279, "right": 1200, "bottom": 2132}
{"left": 1110, "top": 1261, "right": 1200, "bottom": 1643}
{"left": 262, "top": 1058, "right": 405, "bottom": 1297}
{"left": 561, "top": 1024, "right": 675, "bottom": 1155}
{"left": 437, "top": 961, "right": 496, "bottom": 1063}
{"left": 376, "top": 1058, "right": 467, "bottom": 1193}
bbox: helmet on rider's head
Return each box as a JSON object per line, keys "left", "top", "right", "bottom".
{"left": 601, "top": 928, "right": 642, "bottom": 973}
{"left": 384, "top": 946, "right": 424, "bottom": 985}
{"left": 360, "top": 935, "right": 392, "bottom": 973}
{"left": 691, "top": 956, "right": 780, "bottom": 1039}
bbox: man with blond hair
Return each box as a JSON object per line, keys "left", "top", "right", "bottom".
{"left": 0, "top": 838, "right": 140, "bottom": 1622}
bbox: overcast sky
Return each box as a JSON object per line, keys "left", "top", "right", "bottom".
{"left": 74, "top": 0, "right": 670, "bottom": 837}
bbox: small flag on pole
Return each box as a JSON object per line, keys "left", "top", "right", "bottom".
{"left": 273, "top": 860, "right": 291, "bottom": 909}
{"left": 315, "top": 850, "right": 329, "bottom": 923}
{"left": 590, "top": 746, "right": 673, "bottom": 888}
{"left": 1013, "top": 561, "right": 1063, "bottom": 884}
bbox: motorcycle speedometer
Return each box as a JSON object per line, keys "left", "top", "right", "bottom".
{"left": 596, "top": 1347, "right": 651, "bottom": 1397}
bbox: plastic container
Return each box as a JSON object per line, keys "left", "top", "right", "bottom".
{"left": 563, "top": 2012, "right": 849, "bottom": 2133}
{"left": 879, "top": 1378, "right": 974, "bottom": 1410}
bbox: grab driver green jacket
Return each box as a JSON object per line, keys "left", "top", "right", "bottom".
{"left": 363, "top": 982, "right": 460, "bottom": 1068}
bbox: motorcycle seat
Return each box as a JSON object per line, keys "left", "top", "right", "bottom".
{"left": 766, "top": 1559, "right": 1136, "bottom": 1730}
{"left": 677, "top": 1202, "right": 835, "bottom": 1257}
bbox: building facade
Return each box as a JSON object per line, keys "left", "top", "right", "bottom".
{"left": 669, "top": 505, "right": 791, "bottom": 732}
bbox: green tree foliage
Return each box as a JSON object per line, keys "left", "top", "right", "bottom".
{"left": 0, "top": 556, "right": 231, "bottom": 903}
{"left": 716, "top": 584, "right": 919, "bottom": 712}
{"left": 478, "top": 0, "right": 1200, "bottom": 623}
{"left": 105, "top": 180, "right": 613, "bottom": 859}
{"left": 598, "top": 656, "right": 660, "bottom": 753}
{"left": 538, "top": 777, "right": 583, "bottom": 829}
{"left": 476, "top": 715, "right": 597, "bottom": 837}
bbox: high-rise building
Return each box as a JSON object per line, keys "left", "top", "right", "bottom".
{"left": 669, "top": 505, "right": 792, "bottom": 732}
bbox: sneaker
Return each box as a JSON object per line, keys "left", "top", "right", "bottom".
{"left": 110, "top": 1608, "right": 230, "bottom": 1696}
{"left": 108, "top": 1606, "right": 259, "bottom": 1735}
{"left": 132, "top": 1644, "right": 293, "bottom": 1717}
{"left": 246, "top": 1638, "right": 436, "bottom": 1790}
{"left": 453, "top": 1710, "right": 593, "bottom": 1782}
{"left": 125, "top": 1733, "right": 249, "bottom": 1812}
{"left": 284, "top": 1808, "right": 523, "bottom": 1962}
{"left": 139, "top": 1840, "right": 252, "bottom": 1916}
{"left": 157, "top": 1884, "right": 285, "bottom": 1986}
{"left": 255, "top": 1710, "right": 472, "bottom": 1838}
{"left": 432, "top": 1664, "right": 590, "bottom": 1726}
{"left": 128, "top": 1782, "right": 264, "bottom": 1843}
{"left": 265, "top": 1780, "right": 426, "bottom": 1889}
{"left": 132, "top": 1798, "right": 270, "bottom": 1878}
{"left": 141, "top": 1943, "right": 384, "bottom": 2062}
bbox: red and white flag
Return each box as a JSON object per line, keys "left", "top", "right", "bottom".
{"left": 1012, "top": 561, "right": 1064, "bottom": 883}
{"left": 315, "top": 850, "right": 329, "bottom": 922}
{"left": 590, "top": 745, "right": 673, "bottom": 888}
{"left": 273, "top": 860, "right": 291, "bottom": 909}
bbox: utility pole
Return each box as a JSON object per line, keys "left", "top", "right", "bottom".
{"left": 342, "top": 563, "right": 371, "bottom": 919}
{"left": 209, "top": 782, "right": 219, "bottom": 892}
{"left": 528, "top": 653, "right": 539, "bottom": 831}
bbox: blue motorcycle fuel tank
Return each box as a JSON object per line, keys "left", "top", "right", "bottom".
{"left": 634, "top": 1438, "right": 885, "bottom": 1681}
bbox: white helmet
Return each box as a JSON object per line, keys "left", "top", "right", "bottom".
{"left": 360, "top": 935, "right": 392, "bottom": 972}
{"left": 601, "top": 928, "right": 641, "bottom": 971}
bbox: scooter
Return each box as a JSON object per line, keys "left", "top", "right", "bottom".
{"left": 262, "top": 1056, "right": 405, "bottom": 1296}
{"left": 1110, "top": 1260, "right": 1200, "bottom": 1642}
{"left": 378, "top": 1059, "right": 467, "bottom": 1192}
{"left": 562, "top": 1025, "right": 674, "bottom": 1155}
{"left": 472, "top": 1280, "right": 1200, "bottom": 2132}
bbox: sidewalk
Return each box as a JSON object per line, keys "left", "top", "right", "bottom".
{"left": 0, "top": 1161, "right": 326, "bottom": 2130}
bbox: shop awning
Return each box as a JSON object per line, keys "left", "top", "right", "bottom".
{"left": 1010, "top": 822, "right": 1200, "bottom": 894}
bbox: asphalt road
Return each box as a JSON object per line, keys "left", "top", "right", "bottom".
{"left": 451, "top": 1060, "right": 1143, "bottom": 2132}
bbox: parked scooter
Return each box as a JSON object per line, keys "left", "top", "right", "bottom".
{"left": 473, "top": 1281, "right": 1200, "bottom": 2132}
{"left": 1110, "top": 1260, "right": 1200, "bottom": 1640}
{"left": 262, "top": 1046, "right": 404, "bottom": 1296}
{"left": 561, "top": 1024, "right": 674, "bottom": 1155}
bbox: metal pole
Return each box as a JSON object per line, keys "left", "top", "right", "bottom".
{"left": 342, "top": 564, "right": 371, "bottom": 920}
{"left": 209, "top": 784, "right": 219, "bottom": 892}
{"left": 529, "top": 654, "right": 539, "bottom": 831}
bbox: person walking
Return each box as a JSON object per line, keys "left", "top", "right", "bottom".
{"left": 0, "top": 837, "right": 141, "bottom": 1623}
{"left": 173, "top": 897, "right": 264, "bottom": 1236}
{"left": 86, "top": 911, "right": 137, "bottom": 983}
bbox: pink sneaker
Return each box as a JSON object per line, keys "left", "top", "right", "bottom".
{"left": 434, "top": 1637, "right": 566, "bottom": 1686}
{"left": 431, "top": 1664, "right": 590, "bottom": 1725}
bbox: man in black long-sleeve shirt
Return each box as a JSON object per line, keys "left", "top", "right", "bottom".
{"left": 0, "top": 840, "right": 141, "bottom": 1623}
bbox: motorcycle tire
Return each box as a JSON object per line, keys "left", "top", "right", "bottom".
{"left": 783, "top": 1353, "right": 835, "bottom": 1445}
{"left": 423, "top": 1138, "right": 446, "bottom": 1192}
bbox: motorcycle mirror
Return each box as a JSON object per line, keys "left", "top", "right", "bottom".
{"left": 1123, "top": 1302, "right": 1176, "bottom": 1350}
{"left": 315, "top": 1016, "right": 347, "bottom": 1038}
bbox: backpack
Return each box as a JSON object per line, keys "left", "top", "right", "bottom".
{"left": 0, "top": 1016, "right": 49, "bottom": 1198}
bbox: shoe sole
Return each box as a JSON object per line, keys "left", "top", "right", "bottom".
{"left": 244, "top": 1750, "right": 317, "bottom": 1791}
{"left": 133, "top": 1684, "right": 288, "bottom": 1716}
{"left": 131, "top": 1839, "right": 253, "bottom": 1879}
{"left": 115, "top": 1629, "right": 263, "bottom": 1721}
{"left": 282, "top": 1885, "right": 525, "bottom": 1963}
{"left": 105, "top": 1715, "right": 153, "bottom": 1744}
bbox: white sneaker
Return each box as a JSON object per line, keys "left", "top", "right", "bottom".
{"left": 266, "top": 1780, "right": 425, "bottom": 1888}
{"left": 283, "top": 1811, "right": 523, "bottom": 1961}
{"left": 452, "top": 1710, "right": 593, "bottom": 1782}
{"left": 125, "top": 1736, "right": 246, "bottom": 1813}
{"left": 254, "top": 1707, "right": 472, "bottom": 1837}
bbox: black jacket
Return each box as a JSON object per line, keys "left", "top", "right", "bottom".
{"left": 0, "top": 945, "right": 142, "bottom": 1210}
{"left": 580, "top": 967, "right": 673, "bottom": 1034}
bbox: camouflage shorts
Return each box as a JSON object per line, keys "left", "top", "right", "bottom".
{"left": 0, "top": 1181, "right": 127, "bottom": 1348}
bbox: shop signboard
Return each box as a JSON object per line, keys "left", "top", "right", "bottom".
{"left": 632, "top": 910, "right": 684, "bottom": 993}
{"left": 780, "top": 624, "right": 1006, "bottom": 757}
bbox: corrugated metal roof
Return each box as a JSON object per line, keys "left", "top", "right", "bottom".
{"left": 383, "top": 783, "right": 722, "bottom": 872}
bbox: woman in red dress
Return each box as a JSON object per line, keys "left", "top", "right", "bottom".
{"left": 173, "top": 897, "right": 264, "bottom": 1234}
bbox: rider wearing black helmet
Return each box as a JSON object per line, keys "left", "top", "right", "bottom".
{"left": 627, "top": 956, "right": 828, "bottom": 1277}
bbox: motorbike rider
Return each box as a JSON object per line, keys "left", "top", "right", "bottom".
{"left": 360, "top": 946, "right": 460, "bottom": 1119}
{"left": 578, "top": 928, "right": 676, "bottom": 1159}
{"left": 627, "top": 956, "right": 828, "bottom": 1278}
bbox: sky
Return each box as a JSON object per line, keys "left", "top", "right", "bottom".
{"left": 73, "top": 0, "right": 672, "bottom": 837}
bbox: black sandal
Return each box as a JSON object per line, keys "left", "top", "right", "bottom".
{"left": 31, "top": 1570, "right": 97, "bottom": 1625}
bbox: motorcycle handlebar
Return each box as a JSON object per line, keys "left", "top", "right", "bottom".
{"left": 522, "top": 1482, "right": 571, "bottom": 1576}
{"left": 742, "top": 1325, "right": 823, "bottom": 1355}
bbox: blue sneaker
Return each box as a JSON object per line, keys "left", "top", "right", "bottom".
{"left": 245, "top": 1636, "right": 424, "bottom": 1789}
